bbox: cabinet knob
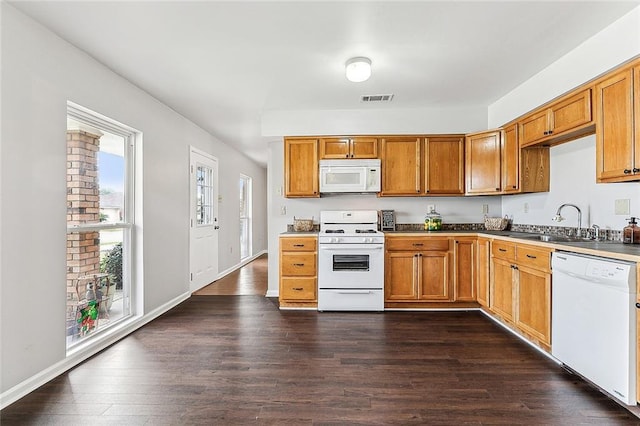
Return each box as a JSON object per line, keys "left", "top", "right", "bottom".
{"left": 345, "top": 154, "right": 349, "bottom": 158}
{"left": 548, "top": 130, "right": 553, "bottom": 135}
{"left": 292, "top": 287, "right": 304, "bottom": 291}
{"left": 526, "top": 254, "right": 537, "bottom": 259}
{"left": 624, "top": 169, "right": 632, "bottom": 174}
{"left": 636, "top": 302, "right": 640, "bottom": 309}
{"left": 512, "top": 185, "right": 517, "bottom": 189}
{"left": 634, "top": 168, "right": 640, "bottom": 173}
{"left": 543, "top": 131, "right": 549, "bottom": 135}
{"left": 495, "top": 188, "right": 500, "bottom": 191}
{"left": 293, "top": 263, "right": 305, "bottom": 267}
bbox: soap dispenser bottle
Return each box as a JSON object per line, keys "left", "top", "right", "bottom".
{"left": 623, "top": 217, "right": 638, "bottom": 244}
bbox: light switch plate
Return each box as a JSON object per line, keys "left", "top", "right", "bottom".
{"left": 615, "top": 199, "right": 630, "bottom": 215}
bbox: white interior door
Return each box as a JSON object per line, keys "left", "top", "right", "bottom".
{"left": 189, "top": 148, "right": 219, "bottom": 292}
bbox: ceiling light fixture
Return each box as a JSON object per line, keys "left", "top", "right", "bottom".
{"left": 345, "top": 57, "right": 372, "bottom": 82}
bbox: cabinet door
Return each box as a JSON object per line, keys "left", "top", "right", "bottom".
{"left": 385, "top": 251, "right": 419, "bottom": 301}
{"left": 550, "top": 89, "right": 592, "bottom": 135}
{"left": 350, "top": 137, "right": 378, "bottom": 158}
{"left": 516, "top": 265, "right": 551, "bottom": 345}
{"left": 424, "top": 136, "right": 464, "bottom": 195}
{"left": 319, "top": 138, "right": 350, "bottom": 159}
{"left": 596, "top": 69, "right": 635, "bottom": 182}
{"left": 454, "top": 238, "right": 475, "bottom": 302}
{"left": 502, "top": 124, "right": 520, "bottom": 193}
{"left": 284, "top": 138, "right": 319, "bottom": 197}
{"left": 519, "top": 109, "right": 549, "bottom": 147}
{"left": 418, "top": 251, "right": 451, "bottom": 301}
{"left": 476, "top": 237, "right": 490, "bottom": 307}
{"left": 490, "top": 258, "right": 514, "bottom": 322}
{"left": 380, "top": 137, "right": 422, "bottom": 196}
{"left": 465, "top": 130, "right": 502, "bottom": 195}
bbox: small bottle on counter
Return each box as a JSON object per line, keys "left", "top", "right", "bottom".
{"left": 623, "top": 217, "right": 639, "bottom": 244}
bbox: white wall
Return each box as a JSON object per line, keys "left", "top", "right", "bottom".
{"left": 0, "top": 4, "right": 267, "bottom": 399}
{"left": 490, "top": 6, "right": 640, "bottom": 232}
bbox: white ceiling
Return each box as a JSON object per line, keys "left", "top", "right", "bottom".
{"left": 9, "top": 1, "right": 639, "bottom": 166}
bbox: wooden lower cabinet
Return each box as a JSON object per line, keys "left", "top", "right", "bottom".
{"left": 476, "top": 237, "right": 490, "bottom": 307}
{"left": 491, "top": 257, "right": 515, "bottom": 322}
{"left": 490, "top": 240, "right": 552, "bottom": 347}
{"left": 279, "top": 236, "right": 317, "bottom": 308}
{"left": 453, "top": 237, "right": 476, "bottom": 302}
{"left": 385, "top": 236, "right": 452, "bottom": 303}
{"left": 516, "top": 264, "right": 551, "bottom": 344}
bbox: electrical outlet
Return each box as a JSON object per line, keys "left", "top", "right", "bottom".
{"left": 524, "top": 202, "right": 529, "bottom": 213}
{"left": 615, "top": 199, "right": 630, "bottom": 215}
{"left": 427, "top": 204, "right": 435, "bottom": 212}
{"left": 482, "top": 204, "right": 489, "bottom": 214}
{"left": 280, "top": 205, "right": 287, "bottom": 215}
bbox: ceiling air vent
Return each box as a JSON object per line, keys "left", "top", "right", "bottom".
{"left": 361, "top": 94, "right": 394, "bottom": 103}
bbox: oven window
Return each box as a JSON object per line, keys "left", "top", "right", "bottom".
{"left": 333, "top": 254, "right": 369, "bottom": 271}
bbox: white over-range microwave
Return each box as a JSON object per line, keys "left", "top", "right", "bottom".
{"left": 319, "top": 159, "right": 381, "bottom": 193}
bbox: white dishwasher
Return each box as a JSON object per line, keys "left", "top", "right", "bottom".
{"left": 552, "top": 251, "right": 637, "bottom": 405}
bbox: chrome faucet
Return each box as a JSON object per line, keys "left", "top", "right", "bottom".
{"left": 590, "top": 224, "right": 601, "bottom": 241}
{"left": 552, "top": 203, "right": 582, "bottom": 237}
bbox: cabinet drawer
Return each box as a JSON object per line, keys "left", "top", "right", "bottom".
{"left": 386, "top": 237, "right": 450, "bottom": 251}
{"left": 492, "top": 241, "right": 516, "bottom": 261}
{"left": 516, "top": 245, "right": 551, "bottom": 272}
{"left": 280, "top": 277, "right": 317, "bottom": 301}
{"left": 281, "top": 252, "right": 316, "bottom": 276}
{"left": 281, "top": 237, "right": 317, "bottom": 251}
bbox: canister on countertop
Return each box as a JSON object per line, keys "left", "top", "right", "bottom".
{"left": 623, "top": 217, "right": 639, "bottom": 244}
{"left": 424, "top": 207, "right": 442, "bottom": 231}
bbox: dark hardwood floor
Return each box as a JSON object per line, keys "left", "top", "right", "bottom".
{"left": 2, "top": 257, "right": 639, "bottom": 424}
{"left": 194, "top": 254, "right": 267, "bottom": 296}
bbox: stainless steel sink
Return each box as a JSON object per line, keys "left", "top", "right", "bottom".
{"left": 519, "top": 234, "right": 592, "bottom": 243}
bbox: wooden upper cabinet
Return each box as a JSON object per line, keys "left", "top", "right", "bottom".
{"left": 595, "top": 66, "right": 639, "bottom": 182}
{"left": 520, "top": 88, "right": 593, "bottom": 147}
{"left": 465, "top": 130, "right": 502, "bottom": 195}
{"left": 380, "top": 137, "right": 421, "bottom": 196}
{"left": 284, "top": 138, "right": 319, "bottom": 198}
{"left": 351, "top": 137, "right": 378, "bottom": 158}
{"left": 424, "top": 136, "right": 465, "bottom": 195}
{"left": 502, "top": 124, "right": 520, "bottom": 193}
{"left": 319, "top": 137, "right": 378, "bottom": 159}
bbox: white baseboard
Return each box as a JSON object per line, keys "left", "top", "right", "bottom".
{"left": 265, "top": 289, "right": 279, "bottom": 298}
{"left": 0, "top": 291, "right": 191, "bottom": 410}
